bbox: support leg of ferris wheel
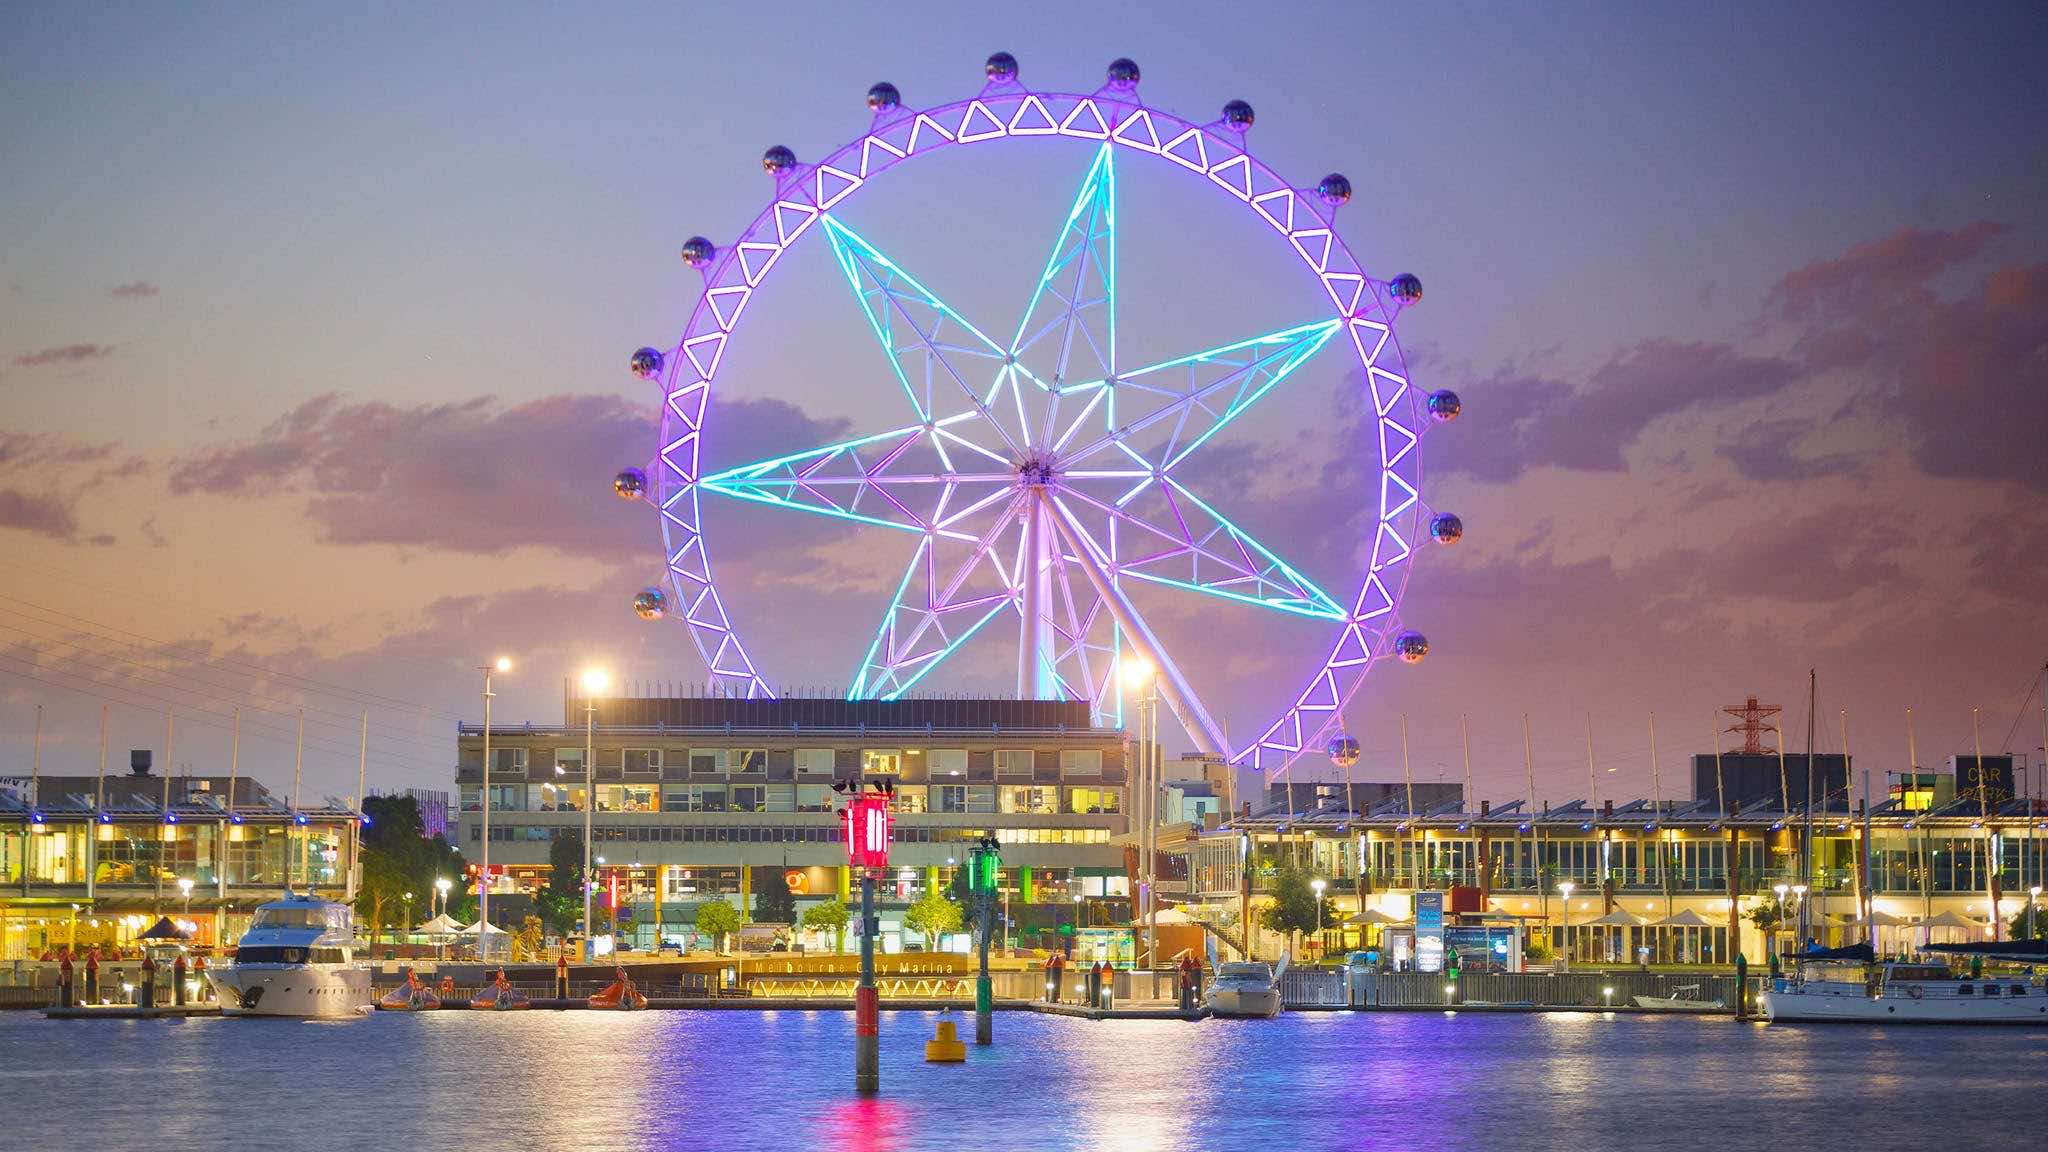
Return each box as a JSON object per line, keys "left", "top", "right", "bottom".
{"left": 1017, "top": 491, "right": 1059, "bottom": 700}
{"left": 1043, "top": 492, "right": 1228, "bottom": 758}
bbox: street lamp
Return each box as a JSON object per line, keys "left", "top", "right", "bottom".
{"left": 1311, "top": 878, "right": 1328, "bottom": 957}
{"left": 1557, "top": 881, "right": 1576, "bottom": 972}
{"left": 2029, "top": 885, "right": 2042, "bottom": 940}
{"left": 434, "top": 876, "right": 451, "bottom": 916}
{"left": 478, "top": 656, "right": 511, "bottom": 957}
{"left": 1772, "top": 883, "right": 1790, "bottom": 963}
{"left": 177, "top": 877, "right": 194, "bottom": 916}
{"left": 580, "top": 667, "right": 609, "bottom": 960}
{"left": 1121, "top": 656, "right": 1158, "bottom": 968}
{"left": 1791, "top": 884, "right": 1808, "bottom": 952}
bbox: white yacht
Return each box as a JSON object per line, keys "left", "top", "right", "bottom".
{"left": 208, "top": 894, "right": 374, "bottom": 1018}
{"left": 1762, "top": 960, "right": 2046, "bottom": 1024}
{"left": 1207, "top": 961, "right": 1284, "bottom": 1018}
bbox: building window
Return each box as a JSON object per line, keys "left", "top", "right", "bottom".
{"left": 795, "top": 748, "right": 835, "bottom": 775}
{"left": 488, "top": 748, "right": 527, "bottom": 774}
{"left": 691, "top": 785, "right": 728, "bottom": 813}
{"left": 892, "top": 785, "right": 928, "bottom": 814}
{"left": 994, "top": 749, "right": 1033, "bottom": 776}
{"left": 765, "top": 784, "right": 796, "bottom": 813}
{"left": 933, "top": 785, "right": 968, "bottom": 813}
{"left": 1000, "top": 785, "right": 1060, "bottom": 814}
{"left": 662, "top": 785, "right": 691, "bottom": 810}
{"left": 596, "top": 784, "right": 657, "bottom": 812}
{"left": 1059, "top": 749, "right": 1102, "bottom": 775}
{"left": 689, "top": 749, "right": 724, "bottom": 774}
{"left": 928, "top": 749, "right": 968, "bottom": 779}
{"left": 731, "top": 785, "right": 766, "bottom": 812}
{"left": 864, "top": 749, "right": 902, "bottom": 776}
{"left": 624, "top": 749, "right": 661, "bottom": 774}
{"left": 731, "top": 749, "right": 766, "bottom": 774}
{"left": 1067, "top": 787, "right": 1120, "bottom": 814}
{"left": 966, "top": 785, "right": 996, "bottom": 813}
{"left": 796, "top": 784, "right": 832, "bottom": 812}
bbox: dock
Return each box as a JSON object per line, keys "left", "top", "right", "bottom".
{"left": 43, "top": 1003, "right": 222, "bottom": 1020}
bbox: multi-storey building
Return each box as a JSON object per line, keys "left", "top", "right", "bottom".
{"left": 454, "top": 694, "right": 1130, "bottom": 952}
{"left": 1, "top": 766, "right": 358, "bottom": 959}
{"left": 1174, "top": 772, "right": 2047, "bottom": 968}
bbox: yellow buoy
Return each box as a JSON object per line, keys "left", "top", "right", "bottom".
{"left": 924, "top": 1018, "right": 967, "bottom": 1062}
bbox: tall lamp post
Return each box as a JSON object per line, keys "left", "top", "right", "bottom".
{"left": 842, "top": 780, "right": 893, "bottom": 1095}
{"left": 1122, "top": 657, "right": 1158, "bottom": 968}
{"left": 1772, "top": 883, "right": 1790, "bottom": 964}
{"left": 434, "top": 876, "right": 451, "bottom": 918}
{"left": 478, "top": 656, "right": 511, "bottom": 957}
{"left": 580, "top": 668, "right": 609, "bottom": 960}
{"left": 1557, "top": 881, "right": 1575, "bottom": 972}
{"left": 2028, "top": 885, "right": 2041, "bottom": 940}
{"left": 1791, "top": 883, "right": 1807, "bottom": 955}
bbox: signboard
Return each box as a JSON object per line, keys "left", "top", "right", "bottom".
{"left": 1415, "top": 891, "right": 1445, "bottom": 974}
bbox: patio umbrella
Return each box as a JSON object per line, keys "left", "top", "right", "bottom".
{"left": 1652, "top": 909, "right": 1717, "bottom": 928}
{"left": 1345, "top": 908, "right": 1403, "bottom": 926}
{"left": 454, "top": 919, "right": 510, "bottom": 936}
{"left": 1916, "top": 909, "right": 1986, "bottom": 930}
{"left": 1126, "top": 908, "right": 1194, "bottom": 927}
{"left": 415, "top": 913, "right": 466, "bottom": 934}
{"left": 1584, "top": 909, "right": 1647, "bottom": 928}
{"left": 136, "top": 917, "right": 191, "bottom": 941}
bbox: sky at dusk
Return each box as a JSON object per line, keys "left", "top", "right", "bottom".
{"left": 3, "top": 2, "right": 2045, "bottom": 806}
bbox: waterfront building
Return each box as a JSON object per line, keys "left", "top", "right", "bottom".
{"left": 0, "top": 766, "right": 359, "bottom": 959}
{"left": 376, "top": 786, "right": 451, "bottom": 842}
{"left": 454, "top": 693, "right": 1130, "bottom": 953}
{"left": 1170, "top": 759, "right": 2047, "bottom": 968}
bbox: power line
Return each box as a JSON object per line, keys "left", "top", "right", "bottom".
{"left": 0, "top": 591, "right": 467, "bottom": 723}
{"left": 0, "top": 655, "right": 447, "bottom": 782}
{"left": 0, "top": 614, "right": 449, "bottom": 755}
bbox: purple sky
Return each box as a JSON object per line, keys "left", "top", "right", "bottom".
{"left": 3, "top": 3, "right": 2045, "bottom": 804}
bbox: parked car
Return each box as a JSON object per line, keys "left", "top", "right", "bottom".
{"left": 657, "top": 939, "right": 685, "bottom": 956}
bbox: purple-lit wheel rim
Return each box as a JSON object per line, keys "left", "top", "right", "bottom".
{"left": 646, "top": 79, "right": 1432, "bottom": 776}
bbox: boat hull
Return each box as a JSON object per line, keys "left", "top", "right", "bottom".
{"left": 1763, "top": 986, "right": 2048, "bottom": 1024}
{"left": 1207, "top": 988, "right": 1283, "bottom": 1018}
{"left": 208, "top": 965, "right": 375, "bottom": 1018}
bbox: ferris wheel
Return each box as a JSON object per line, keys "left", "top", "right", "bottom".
{"left": 612, "top": 54, "right": 1464, "bottom": 777}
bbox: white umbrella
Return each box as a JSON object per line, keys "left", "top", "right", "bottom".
{"left": 1584, "top": 909, "right": 1647, "bottom": 928}
{"left": 454, "top": 919, "right": 510, "bottom": 936}
{"left": 1652, "top": 909, "right": 1717, "bottom": 928}
{"left": 1916, "top": 909, "right": 1986, "bottom": 930}
{"left": 1127, "top": 907, "right": 1193, "bottom": 927}
{"left": 416, "top": 913, "right": 466, "bottom": 934}
{"left": 1345, "top": 908, "right": 1403, "bottom": 926}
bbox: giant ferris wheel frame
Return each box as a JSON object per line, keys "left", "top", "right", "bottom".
{"left": 620, "top": 55, "right": 1462, "bottom": 778}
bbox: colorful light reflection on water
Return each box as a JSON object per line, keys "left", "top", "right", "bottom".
{"left": 3, "top": 1008, "right": 2043, "bottom": 1150}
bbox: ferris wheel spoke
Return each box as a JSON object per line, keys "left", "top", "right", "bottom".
{"left": 851, "top": 496, "right": 1027, "bottom": 700}
{"left": 1058, "top": 318, "right": 1341, "bottom": 473}
{"left": 699, "top": 421, "right": 1012, "bottom": 538}
{"left": 1005, "top": 143, "right": 1118, "bottom": 453}
{"left": 1057, "top": 477, "right": 1345, "bottom": 622}
{"left": 820, "top": 215, "right": 1029, "bottom": 457}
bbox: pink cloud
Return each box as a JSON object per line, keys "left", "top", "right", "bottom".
{"left": 11, "top": 343, "right": 114, "bottom": 368}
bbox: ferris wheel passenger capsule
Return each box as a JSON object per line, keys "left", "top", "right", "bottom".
{"left": 1317, "top": 173, "right": 1352, "bottom": 206}
{"left": 1389, "top": 273, "right": 1423, "bottom": 305}
{"left": 1428, "top": 512, "right": 1464, "bottom": 544}
{"left": 1105, "top": 58, "right": 1141, "bottom": 89}
{"left": 629, "top": 347, "right": 664, "bottom": 380}
{"left": 984, "top": 52, "right": 1018, "bottom": 82}
{"left": 633, "top": 587, "right": 667, "bottom": 620}
{"left": 761, "top": 145, "right": 797, "bottom": 176}
{"left": 1394, "top": 631, "right": 1430, "bottom": 664}
{"left": 1425, "top": 389, "right": 1462, "bottom": 423}
{"left": 613, "top": 467, "right": 647, "bottom": 501}
{"left": 866, "top": 82, "right": 901, "bottom": 112}
{"left": 1327, "top": 735, "right": 1362, "bottom": 769}
{"left": 1221, "top": 100, "right": 1255, "bottom": 131}
{"left": 680, "top": 236, "right": 717, "bottom": 268}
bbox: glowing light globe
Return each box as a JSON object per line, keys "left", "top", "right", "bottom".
{"left": 1327, "top": 735, "right": 1362, "bottom": 769}
{"left": 1428, "top": 512, "right": 1463, "bottom": 544}
{"left": 1394, "top": 631, "right": 1430, "bottom": 664}
{"left": 633, "top": 587, "right": 667, "bottom": 620}
{"left": 629, "top": 347, "right": 664, "bottom": 380}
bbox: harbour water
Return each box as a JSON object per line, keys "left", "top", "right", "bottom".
{"left": 5, "top": 1009, "right": 2043, "bottom": 1150}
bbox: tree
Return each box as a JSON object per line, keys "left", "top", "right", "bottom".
{"left": 753, "top": 866, "right": 797, "bottom": 924}
{"left": 904, "top": 889, "right": 964, "bottom": 951}
{"left": 537, "top": 831, "right": 585, "bottom": 937}
{"left": 1258, "top": 865, "right": 1322, "bottom": 960}
{"left": 2011, "top": 898, "right": 2045, "bottom": 942}
{"left": 803, "top": 897, "right": 851, "bottom": 953}
{"left": 696, "top": 900, "right": 741, "bottom": 953}
{"left": 356, "top": 794, "right": 433, "bottom": 944}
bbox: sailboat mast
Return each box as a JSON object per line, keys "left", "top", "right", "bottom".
{"left": 1798, "top": 670, "right": 1817, "bottom": 949}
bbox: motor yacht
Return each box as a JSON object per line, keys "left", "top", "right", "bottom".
{"left": 1762, "top": 954, "right": 2046, "bottom": 1023}
{"left": 1207, "top": 960, "right": 1284, "bottom": 1018}
{"left": 207, "top": 893, "right": 374, "bottom": 1018}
